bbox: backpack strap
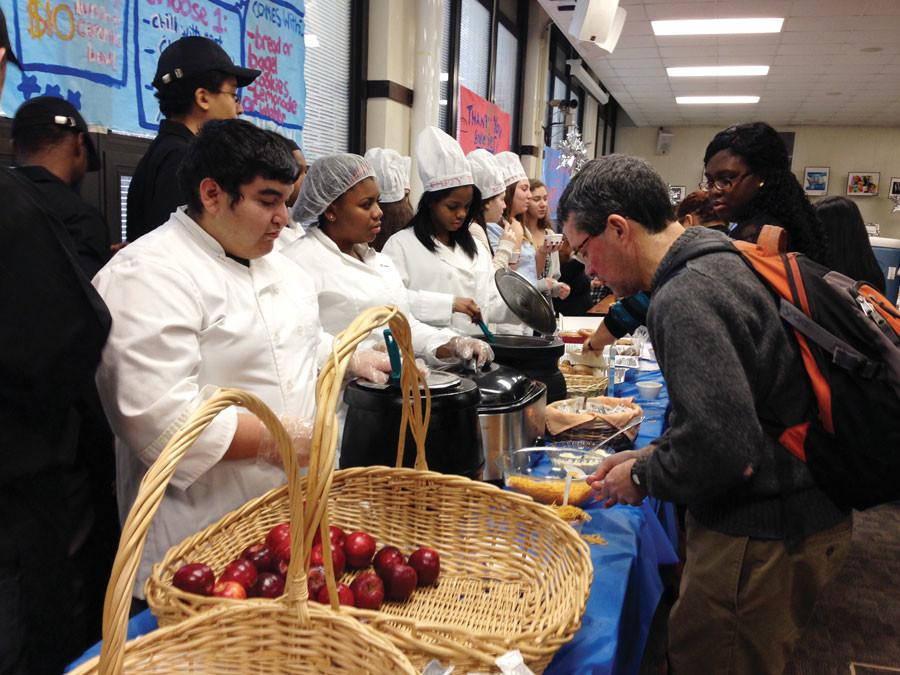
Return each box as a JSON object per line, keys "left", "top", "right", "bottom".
{"left": 757, "top": 224, "right": 788, "bottom": 255}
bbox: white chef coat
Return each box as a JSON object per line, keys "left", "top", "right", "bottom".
{"left": 382, "top": 228, "right": 518, "bottom": 335}
{"left": 93, "top": 208, "right": 328, "bottom": 598}
{"left": 282, "top": 226, "right": 456, "bottom": 355}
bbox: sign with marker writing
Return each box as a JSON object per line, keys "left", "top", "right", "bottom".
{"left": 0, "top": 0, "right": 306, "bottom": 142}
{"left": 456, "top": 84, "right": 510, "bottom": 155}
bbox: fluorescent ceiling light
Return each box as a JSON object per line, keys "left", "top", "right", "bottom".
{"left": 676, "top": 96, "right": 760, "bottom": 104}
{"left": 652, "top": 18, "right": 784, "bottom": 36}
{"left": 667, "top": 65, "right": 769, "bottom": 77}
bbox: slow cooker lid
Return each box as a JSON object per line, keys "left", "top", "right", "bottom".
{"left": 494, "top": 268, "right": 557, "bottom": 335}
{"left": 464, "top": 363, "right": 531, "bottom": 406}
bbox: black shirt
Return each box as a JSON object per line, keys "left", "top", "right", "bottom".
{"left": 14, "top": 165, "right": 110, "bottom": 279}
{"left": 126, "top": 119, "right": 195, "bottom": 241}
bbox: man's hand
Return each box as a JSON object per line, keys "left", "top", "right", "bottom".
{"left": 587, "top": 458, "right": 646, "bottom": 508}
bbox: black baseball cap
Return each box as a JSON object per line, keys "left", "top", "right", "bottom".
{"left": 1, "top": 9, "right": 21, "bottom": 69}
{"left": 152, "top": 36, "right": 260, "bottom": 89}
{"left": 12, "top": 96, "right": 100, "bottom": 171}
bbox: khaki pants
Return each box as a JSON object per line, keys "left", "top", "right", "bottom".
{"left": 668, "top": 513, "right": 851, "bottom": 675}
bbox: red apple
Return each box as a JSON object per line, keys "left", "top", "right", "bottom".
{"left": 219, "top": 559, "right": 258, "bottom": 591}
{"left": 276, "top": 558, "right": 290, "bottom": 578}
{"left": 173, "top": 563, "right": 215, "bottom": 596}
{"left": 343, "top": 531, "right": 377, "bottom": 569}
{"left": 212, "top": 580, "right": 247, "bottom": 599}
{"left": 249, "top": 572, "right": 285, "bottom": 598}
{"left": 265, "top": 523, "right": 291, "bottom": 563}
{"left": 373, "top": 546, "right": 405, "bottom": 578}
{"left": 310, "top": 541, "right": 346, "bottom": 577}
{"left": 408, "top": 547, "right": 441, "bottom": 586}
{"left": 316, "top": 582, "right": 355, "bottom": 606}
{"left": 241, "top": 543, "right": 275, "bottom": 573}
{"left": 312, "top": 525, "right": 346, "bottom": 550}
{"left": 350, "top": 571, "right": 385, "bottom": 610}
{"left": 307, "top": 565, "right": 327, "bottom": 599}
{"left": 382, "top": 563, "right": 417, "bottom": 602}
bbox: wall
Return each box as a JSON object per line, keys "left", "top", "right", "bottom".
{"left": 616, "top": 125, "right": 900, "bottom": 240}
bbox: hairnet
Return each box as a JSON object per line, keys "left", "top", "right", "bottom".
{"left": 291, "top": 153, "right": 376, "bottom": 225}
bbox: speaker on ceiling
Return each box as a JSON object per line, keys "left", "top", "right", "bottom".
{"left": 656, "top": 128, "right": 674, "bottom": 156}
{"left": 567, "top": 0, "right": 619, "bottom": 44}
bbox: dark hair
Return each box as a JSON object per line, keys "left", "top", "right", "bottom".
{"left": 407, "top": 185, "right": 482, "bottom": 259}
{"left": 502, "top": 181, "right": 520, "bottom": 221}
{"left": 557, "top": 154, "right": 674, "bottom": 235}
{"left": 703, "top": 122, "right": 829, "bottom": 264}
{"left": 178, "top": 119, "right": 299, "bottom": 212}
{"left": 528, "top": 178, "right": 552, "bottom": 231}
{"left": 372, "top": 194, "right": 414, "bottom": 251}
{"left": 12, "top": 123, "right": 78, "bottom": 160}
{"left": 156, "top": 69, "right": 233, "bottom": 118}
{"left": 676, "top": 190, "right": 718, "bottom": 223}
{"left": 814, "top": 196, "right": 885, "bottom": 292}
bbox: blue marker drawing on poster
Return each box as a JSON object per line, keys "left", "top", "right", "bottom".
{"left": 0, "top": 0, "right": 305, "bottom": 143}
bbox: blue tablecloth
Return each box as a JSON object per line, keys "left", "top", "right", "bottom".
{"left": 70, "top": 363, "right": 678, "bottom": 675}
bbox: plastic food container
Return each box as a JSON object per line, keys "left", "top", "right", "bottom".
{"left": 635, "top": 381, "right": 663, "bottom": 400}
{"left": 503, "top": 451, "right": 595, "bottom": 506}
{"left": 547, "top": 448, "right": 610, "bottom": 474}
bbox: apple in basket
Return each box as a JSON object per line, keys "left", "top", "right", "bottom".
{"left": 310, "top": 541, "right": 346, "bottom": 577}
{"left": 373, "top": 546, "right": 405, "bottom": 578}
{"left": 382, "top": 563, "right": 418, "bottom": 602}
{"left": 343, "top": 531, "right": 377, "bottom": 569}
{"left": 212, "top": 580, "right": 247, "bottom": 599}
{"left": 316, "top": 582, "right": 355, "bottom": 606}
{"left": 350, "top": 571, "right": 385, "bottom": 610}
{"left": 277, "top": 558, "right": 290, "bottom": 577}
{"left": 173, "top": 563, "right": 215, "bottom": 596}
{"left": 312, "top": 525, "right": 347, "bottom": 550}
{"left": 249, "top": 572, "right": 286, "bottom": 598}
{"left": 219, "top": 559, "right": 258, "bottom": 591}
{"left": 307, "top": 565, "right": 327, "bottom": 599}
{"left": 241, "top": 542, "right": 276, "bottom": 573}
{"left": 265, "top": 522, "right": 292, "bottom": 562}
{"left": 408, "top": 547, "right": 441, "bottom": 586}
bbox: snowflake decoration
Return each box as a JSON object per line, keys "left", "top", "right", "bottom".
{"left": 557, "top": 127, "right": 589, "bottom": 175}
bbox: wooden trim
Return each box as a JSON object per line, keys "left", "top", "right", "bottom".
{"left": 520, "top": 145, "right": 540, "bottom": 157}
{"left": 365, "top": 80, "right": 414, "bottom": 107}
{"left": 349, "top": 0, "right": 369, "bottom": 153}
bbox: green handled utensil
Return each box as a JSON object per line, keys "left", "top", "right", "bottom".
{"left": 382, "top": 328, "right": 402, "bottom": 385}
{"left": 476, "top": 318, "right": 495, "bottom": 343}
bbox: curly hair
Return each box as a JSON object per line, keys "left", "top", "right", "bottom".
{"left": 704, "top": 122, "right": 830, "bottom": 265}
{"left": 675, "top": 190, "right": 718, "bottom": 223}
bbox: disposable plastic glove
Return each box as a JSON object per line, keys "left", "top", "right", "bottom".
{"left": 446, "top": 335, "right": 494, "bottom": 368}
{"left": 257, "top": 416, "right": 313, "bottom": 469}
{"left": 348, "top": 349, "right": 393, "bottom": 385}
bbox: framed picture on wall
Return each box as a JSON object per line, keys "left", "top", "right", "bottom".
{"left": 890, "top": 177, "right": 900, "bottom": 196}
{"left": 802, "top": 167, "right": 829, "bottom": 196}
{"left": 846, "top": 172, "right": 879, "bottom": 196}
{"left": 669, "top": 185, "right": 686, "bottom": 204}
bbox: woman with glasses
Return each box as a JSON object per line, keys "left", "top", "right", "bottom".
{"left": 702, "top": 121, "right": 830, "bottom": 264}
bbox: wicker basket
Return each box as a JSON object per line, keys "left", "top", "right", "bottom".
{"left": 547, "top": 396, "right": 642, "bottom": 450}
{"left": 563, "top": 373, "right": 609, "bottom": 398}
{"left": 147, "top": 306, "right": 593, "bottom": 673}
{"left": 71, "top": 388, "right": 416, "bottom": 674}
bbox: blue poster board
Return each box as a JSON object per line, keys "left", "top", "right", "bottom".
{"left": 0, "top": 0, "right": 305, "bottom": 143}
{"left": 542, "top": 145, "right": 571, "bottom": 227}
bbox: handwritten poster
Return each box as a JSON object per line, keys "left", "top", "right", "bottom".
{"left": 0, "top": 0, "right": 306, "bottom": 142}
{"left": 542, "top": 146, "right": 570, "bottom": 225}
{"left": 456, "top": 84, "right": 510, "bottom": 155}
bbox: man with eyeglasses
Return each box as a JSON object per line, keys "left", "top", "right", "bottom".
{"left": 126, "top": 36, "right": 261, "bottom": 242}
{"left": 560, "top": 154, "right": 850, "bottom": 675}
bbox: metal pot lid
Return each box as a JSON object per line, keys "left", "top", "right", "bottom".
{"left": 494, "top": 269, "right": 557, "bottom": 335}
{"left": 463, "top": 363, "right": 531, "bottom": 406}
{"left": 357, "top": 370, "right": 461, "bottom": 392}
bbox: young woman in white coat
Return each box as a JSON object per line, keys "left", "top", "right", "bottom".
{"left": 285, "top": 153, "right": 493, "bottom": 366}
{"left": 382, "top": 127, "right": 519, "bottom": 335}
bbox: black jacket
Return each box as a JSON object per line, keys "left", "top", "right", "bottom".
{"left": 126, "top": 119, "right": 195, "bottom": 241}
{"left": 14, "top": 165, "right": 110, "bottom": 279}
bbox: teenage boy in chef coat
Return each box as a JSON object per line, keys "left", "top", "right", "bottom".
{"left": 94, "top": 118, "right": 390, "bottom": 606}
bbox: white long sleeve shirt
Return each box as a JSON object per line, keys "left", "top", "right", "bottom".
{"left": 93, "top": 208, "right": 328, "bottom": 597}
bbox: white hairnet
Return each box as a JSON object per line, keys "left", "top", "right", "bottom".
{"left": 291, "top": 153, "right": 376, "bottom": 225}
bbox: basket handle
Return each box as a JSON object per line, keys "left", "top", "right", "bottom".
{"left": 301, "top": 306, "right": 431, "bottom": 610}
{"left": 98, "top": 389, "right": 300, "bottom": 674}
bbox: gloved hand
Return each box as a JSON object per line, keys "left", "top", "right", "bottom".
{"left": 446, "top": 335, "right": 494, "bottom": 368}
{"left": 349, "top": 349, "right": 393, "bottom": 385}
{"left": 257, "top": 416, "right": 313, "bottom": 469}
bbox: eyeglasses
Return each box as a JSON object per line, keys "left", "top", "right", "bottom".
{"left": 571, "top": 234, "right": 595, "bottom": 265}
{"left": 700, "top": 172, "right": 751, "bottom": 192}
{"left": 215, "top": 89, "right": 241, "bottom": 103}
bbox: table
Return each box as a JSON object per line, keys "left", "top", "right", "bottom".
{"left": 69, "top": 365, "right": 678, "bottom": 675}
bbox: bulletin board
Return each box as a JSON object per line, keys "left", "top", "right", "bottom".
{"left": 0, "top": 0, "right": 306, "bottom": 142}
